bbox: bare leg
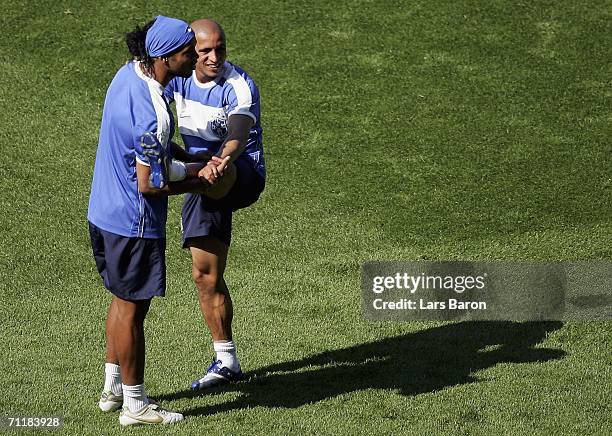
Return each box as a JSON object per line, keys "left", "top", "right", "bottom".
{"left": 105, "top": 299, "right": 119, "bottom": 364}
{"left": 205, "top": 161, "right": 237, "bottom": 201}
{"left": 189, "top": 236, "right": 232, "bottom": 341}
{"left": 110, "top": 296, "right": 151, "bottom": 386}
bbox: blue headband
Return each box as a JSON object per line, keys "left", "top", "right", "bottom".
{"left": 145, "top": 16, "right": 194, "bottom": 58}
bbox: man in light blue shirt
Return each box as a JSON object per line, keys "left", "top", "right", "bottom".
{"left": 88, "top": 16, "right": 228, "bottom": 426}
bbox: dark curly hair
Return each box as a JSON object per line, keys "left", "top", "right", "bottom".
{"left": 125, "top": 18, "right": 157, "bottom": 76}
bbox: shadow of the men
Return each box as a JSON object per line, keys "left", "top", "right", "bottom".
{"left": 157, "top": 321, "right": 565, "bottom": 416}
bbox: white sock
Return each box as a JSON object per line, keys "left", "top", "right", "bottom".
{"left": 103, "top": 363, "right": 122, "bottom": 396}
{"left": 122, "top": 383, "right": 149, "bottom": 413}
{"left": 214, "top": 340, "right": 240, "bottom": 372}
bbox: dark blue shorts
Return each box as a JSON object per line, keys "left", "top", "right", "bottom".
{"left": 89, "top": 222, "right": 166, "bottom": 300}
{"left": 182, "top": 158, "right": 265, "bottom": 247}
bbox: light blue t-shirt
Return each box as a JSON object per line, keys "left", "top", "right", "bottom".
{"left": 88, "top": 61, "right": 174, "bottom": 238}
{"left": 165, "top": 61, "right": 265, "bottom": 179}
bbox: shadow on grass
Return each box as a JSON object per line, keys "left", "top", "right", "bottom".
{"left": 157, "top": 321, "right": 565, "bottom": 416}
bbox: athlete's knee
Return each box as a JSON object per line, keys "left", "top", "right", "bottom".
{"left": 192, "top": 266, "right": 221, "bottom": 295}
{"left": 189, "top": 236, "right": 228, "bottom": 296}
{"left": 224, "top": 161, "right": 237, "bottom": 179}
{"left": 205, "top": 162, "right": 237, "bottom": 200}
{"left": 113, "top": 297, "right": 151, "bottom": 323}
{"left": 205, "top": 188, "right": 228, "bottom": 201}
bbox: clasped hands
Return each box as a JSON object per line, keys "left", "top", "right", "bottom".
{"left": 198, "top": 155, "right": 231, "bottom": 185}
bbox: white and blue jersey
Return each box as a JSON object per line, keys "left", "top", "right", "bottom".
{"left": 165, "top": 61, "right": 265, "bottom": 179}
{"left": 88, "top": 61, "right": 174, "bottom": 239}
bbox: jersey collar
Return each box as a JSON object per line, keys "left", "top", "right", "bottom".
{"left": 133, "top": 61, "right": 165, "bottom": 95}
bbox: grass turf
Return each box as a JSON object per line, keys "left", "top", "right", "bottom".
{"left": 0, "top": 0, "right": 610, "bottom": 434}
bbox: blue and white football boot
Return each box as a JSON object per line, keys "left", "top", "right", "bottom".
{"left": 191, "top": 359, "right": 244, "bottom": 390}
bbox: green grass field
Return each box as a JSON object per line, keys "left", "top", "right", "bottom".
{"left": 1, "top": 0, "right": 611, "bottom": 434}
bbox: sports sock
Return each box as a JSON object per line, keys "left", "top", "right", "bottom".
{"left": 214, "top": 340, "right": 240, "bottom": 372}
{"left": 122, "top": 383, "right": 149, "bottom": 414}
{"left": 103, "top": 363, "right": 122, "bottom": 396}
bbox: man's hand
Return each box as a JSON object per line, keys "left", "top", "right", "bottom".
{"left": 209, "top": 155, "right": 230, "bottom": 176}
{"left": 198, "top": 156, "right": 231, "bottom": 185}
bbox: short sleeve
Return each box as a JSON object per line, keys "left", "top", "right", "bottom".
{"left": 131, "top": 96, "right": 158, "bottom": 166}
{"left": 225, "top": 71, "right": 259, "bottom": 123}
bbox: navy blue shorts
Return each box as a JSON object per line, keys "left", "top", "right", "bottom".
{"left": 89, "top": 222, "right": 166, "bottom": 300}
{"left": 182, "top": 158, "right": 265, "bottom": 247}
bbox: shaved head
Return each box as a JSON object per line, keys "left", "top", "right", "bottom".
{"left": 190, "top": 19, "right": 227, "bottom": 83}
{"left": 190, "top": 19, "right": 225, "bottom": 39}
